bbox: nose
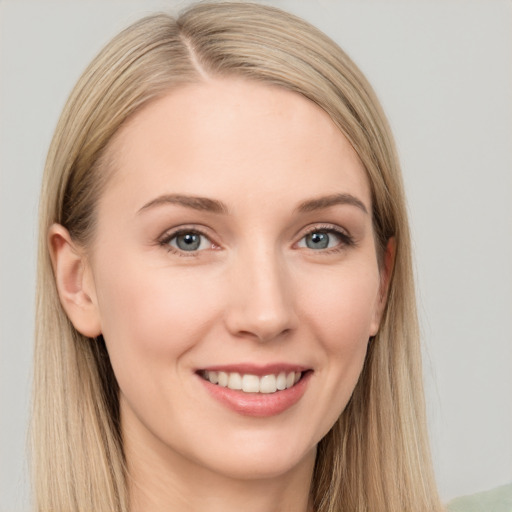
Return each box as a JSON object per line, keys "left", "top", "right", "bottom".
{"left": 224, "top": 246, "right": 298, "bottom": 343}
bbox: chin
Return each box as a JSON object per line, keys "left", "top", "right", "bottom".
{"left": 188, "top": 430, "right": 318, "bottom": 482}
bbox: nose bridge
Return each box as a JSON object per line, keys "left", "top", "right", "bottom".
{"left": 225, "top": 241, "right": 297, "bottom": 342}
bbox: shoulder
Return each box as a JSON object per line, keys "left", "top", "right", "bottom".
{"left": 447, "top": 483, "right": 512, "bottom": 512}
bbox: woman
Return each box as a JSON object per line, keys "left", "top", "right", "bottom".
{"left": 33, "top": 2, "right": 444, "bottom": 511}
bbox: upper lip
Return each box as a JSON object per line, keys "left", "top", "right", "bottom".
{"left": 197, "top": 363, "right": 310, "bottom": 376}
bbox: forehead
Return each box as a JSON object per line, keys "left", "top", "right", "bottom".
{"left": 101, "top": 78, "right": 370, "bottom": 213}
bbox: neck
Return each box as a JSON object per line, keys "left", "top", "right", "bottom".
{"left": 125, "top": 427, "right": 316, "bottom": 512}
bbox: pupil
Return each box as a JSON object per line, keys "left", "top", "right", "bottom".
{"left": 307, "top": 232, "right": 329, "bottom": 249}
{"left": 177, "top": 233, "right": 200, "bottom": 251}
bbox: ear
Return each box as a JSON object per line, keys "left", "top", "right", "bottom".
{"left": 370, "top": 237, "right": 396, "bottom": 336}
{"left": 48, "top": 224, "right": 102, "bottom": 338}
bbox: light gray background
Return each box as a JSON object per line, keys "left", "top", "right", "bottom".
{"left": 1, "top": 1, "right": 511, "bottom": 510}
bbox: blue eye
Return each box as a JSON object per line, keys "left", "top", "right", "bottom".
{"left": 167, "top": 231, "right": 211, "bottom": 252}
{"left": 297, "top": 229, "right": 346, "bottom": 250}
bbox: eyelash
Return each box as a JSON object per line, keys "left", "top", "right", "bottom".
{"left": 298, "top": 224, "right": 355, "bottom": 254}
{"left": 158, "top": 226, "right": 216, "bottom": 257}
{"left": 158, "top": 224, "right": 355, "bottom": 256}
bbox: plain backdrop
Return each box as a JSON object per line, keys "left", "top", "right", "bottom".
{"left": 1, "top": 1, "right": 511, "bottom": 510}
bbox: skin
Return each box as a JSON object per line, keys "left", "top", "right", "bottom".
{"left": 50, "top": 79, "right": 393, "bottom": 512}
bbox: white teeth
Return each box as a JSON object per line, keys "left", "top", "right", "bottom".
{"left": 260, "top": 374, "right": 277, "bottom": 394}
{"left": 228, "top": 372, "right": 242, "bottom": 390}
{"left": 276, "top": 372, "right": 287, "bottom": 390}
{"left": 218, "top": 371, "right": 228, "bottom": 387}
{"left": 202, "top": 370, "right": 302, "bottom": 393}
{"left": 242, "top": 374, "right": 260, "bottom": 393}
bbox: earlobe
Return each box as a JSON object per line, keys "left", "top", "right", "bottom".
{"left": 370, "top": 237, "right": 396, "bottom": 336}
{"left": 48, "top": 224, "right": 102, "bottom": 338}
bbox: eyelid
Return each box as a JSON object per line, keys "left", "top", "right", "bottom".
{"left": 156, "top": 222, "right": 354, "bottom": 256}
{"left": 294, "top": 223, "right": 355, "bottom": 250}
{"left": 157, "top": 225, "right": 220, "bottom": 255}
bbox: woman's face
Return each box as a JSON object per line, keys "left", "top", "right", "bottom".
{"left": 81, "top": 79, "right": 388, "bottom": 481}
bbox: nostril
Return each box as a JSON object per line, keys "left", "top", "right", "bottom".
{"left": 239, "top": 325, "right": 293, "bottom": 343}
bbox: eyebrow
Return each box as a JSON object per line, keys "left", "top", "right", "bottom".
{"left": 137, "top": 192, "right": 368, "bottom": 216}
{"left": 137, "top": 194, "right": 229, "bottom": 215}
{"left": 296, "top": 193, "right": 369, "bottom": 214}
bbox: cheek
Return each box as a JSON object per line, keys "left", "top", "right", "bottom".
{"left": 301, "top": 262, "right": 381, "bottom": 345}
{"left": 92, "top": 256, "right": 222, "bottom": 381}
{"left": 298, "top": 262, "right": 380, "bottom": 424}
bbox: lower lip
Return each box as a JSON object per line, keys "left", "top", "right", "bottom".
{"left": 198, "top": 372, "right": 311, "bottom": 417}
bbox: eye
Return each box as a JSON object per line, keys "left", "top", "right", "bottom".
{"left": 296, "top": 227, "right": 352, "bottom": 251}
{"left": 163, "top": 230, "right": 213, "bottom": 253}
{"left": 298, "top": 231, "right": 339, "bottom": 250}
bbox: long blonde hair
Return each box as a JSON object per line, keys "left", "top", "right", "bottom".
{"left": 33, "top": 3, "right": 443, "bottom": 511}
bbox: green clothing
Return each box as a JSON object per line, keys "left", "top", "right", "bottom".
{"left": 447, "top": 483, "right": 512, "bottom": 512}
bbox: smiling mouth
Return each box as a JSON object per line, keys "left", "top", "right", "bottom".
{"left": 198, "top": 370, "right": 306, "bottom": 394}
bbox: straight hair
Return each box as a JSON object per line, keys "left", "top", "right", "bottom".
{"left": 33, "top": 3, "right": 443, "bottom": 511}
